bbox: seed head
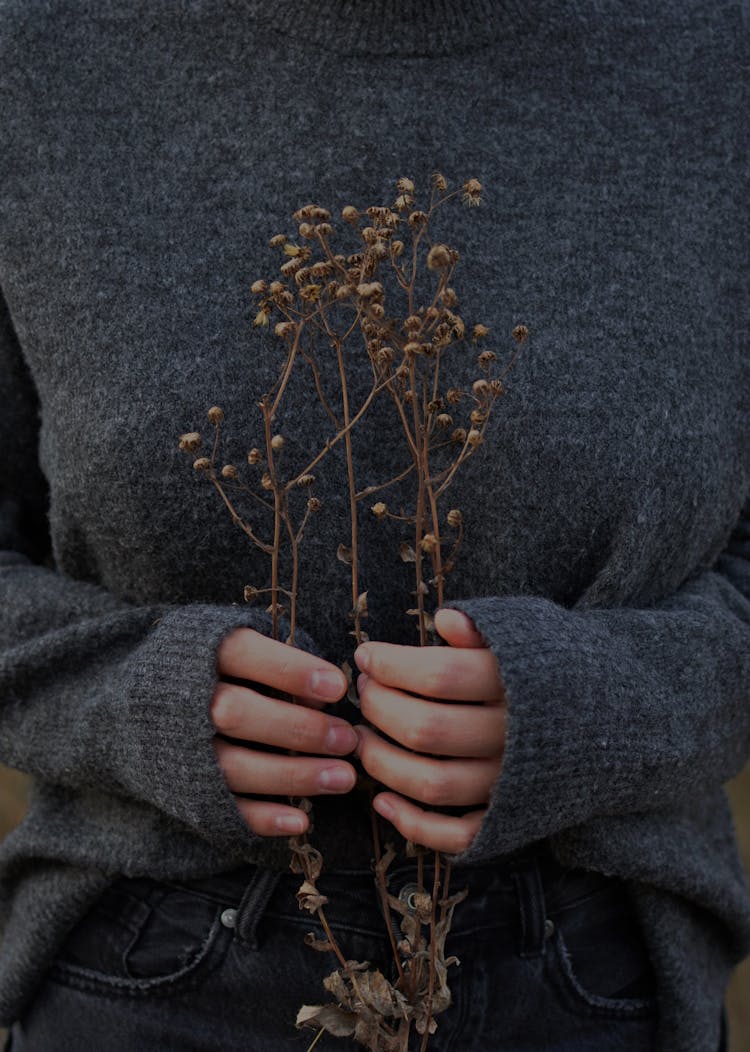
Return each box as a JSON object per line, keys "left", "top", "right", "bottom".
{"left": 512, "top": 323, "right": 530, "bottom": 343}
{"left": 243, "top": 585, "right": 260, "bottom": 602}
{"left": 292, "top": 204, "right": 331, "bottom": 222}
{"left": 261, "top": 471, "right": 273, "bottom": 490}
{"left": 371, "top": 501, "right": 388, "bottom": 519}
{"left": 193, "top": 457, "right": 211, "bottom": 471}
{"left": 271, "top": 434, "right": 285, "bottom": 453}
{"left": 274, "top": 321, "right": 295, "bottom": 340}
{"left": 452, "top": 427, "right": 467, "bottom": 444}
{"left": 251, "top": 279, "right": 267, "bottom": 295}
{"left": 280, "top": 258, "right": 302, "bottom": 277}
{"left": 447, "top": 508, "right": 463, "bottom": 528}
{"left": 427, "top": 243, "right": 453, "bottom": 270}
{"left": 467, "top": 428, "right": 483, "bottom": 447}
{"left": 283, "top": 243, "right": 305, "bottom": 258}
{"left": 335, "top": 284, "right": 356, "bottom": 300}
{"left": 361, "top": 226, "right": 378, "bottom": 245}
{"left": 472, "top": 379, "right": 490, "bottom": 397}
{"left": 296, "top": 473, "right": 315, "bottom": 487}
{"left": 298, "top": 221, "right": 314, "bottom": 239}
{"left": 391, "top": 240, "right": 405, "bottom": 258}
{"left": 300, "top": 283, "right": 322, "bottom": 302}
{"left": 447, "top": 388, "right": 463, "bottom": 404}
{"left": 307, "top": 496, "right": 322, "bottom": 513}
{"left": 408, "top": 210, "right": 428, "bottom": 229}
{"left": 462, "top": 178, "right": 483, "bottom": 207}
{"left": 269, "top": 280, "right": 285, "bottom": 296}
{"left": 420, "top": 532, "right": 439, "bottom": 553}
{"left": 341, "top": 205, "right": 360, "bottom": 224}
{"left": 253, "top": 307, "right": 271, "bottom": 327}
{"left": 431, "top": 171, "right": 448, "bottom": 192}
{"left": 178, "top": 431, "right": 201, "bottom": 453}
{"left": 269, "top": 233, "right": 287, "bottom": 247}
{"left": 221, "top": 463, "right": 238, "bottom": 479}
{"left": 436, "top": 413, "right": 453, "bottom": 428}
{"left": 470, "top": 408, "right": 487, "bottom": 426}
{"left": 247, "top": 448, "right": 262, "bottom": 465}
{"left": 207, "top": 406, "right": 224, "bottom": 425}
{"left": 490, "top": 379, "right": 506, "bottom": 396}
{"left": 314, "top": 222, "right": 333, "bottom": 238}
{"left": 396, "top": 177, "right": 415, "bottom": 195}
{"left": 370, "top": 303, "right": 385, "bottom": 319}
{"left": 403, "top": 315, "right": 423, "bottom": 333}
{"left": 478, "top": 350, "right": 497, "bottom": 370}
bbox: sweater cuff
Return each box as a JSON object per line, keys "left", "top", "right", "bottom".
{"left": 119, "top": 603, "right": 321, "bottom": 854}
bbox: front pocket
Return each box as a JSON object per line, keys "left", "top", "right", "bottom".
{"left": 51, "top": 878, "right": 229, "bottom": 996}
{"left": 547, "top": 882, "right": 658, "bottom": 1020}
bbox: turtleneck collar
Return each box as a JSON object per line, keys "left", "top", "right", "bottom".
{"left": 239, "top": 0, "right": 578, "bottom": 58}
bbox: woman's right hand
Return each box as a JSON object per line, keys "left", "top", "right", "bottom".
{"left": 211, "top": 628, "right": 358, "bottom": 837}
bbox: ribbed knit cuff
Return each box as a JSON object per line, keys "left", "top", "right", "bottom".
{"left": 119, "top": 603, "right": 322, "bottom": 855}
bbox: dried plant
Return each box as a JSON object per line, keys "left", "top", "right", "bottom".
{"left": 178, "top": 172, "right": 526, "bottom": 1051}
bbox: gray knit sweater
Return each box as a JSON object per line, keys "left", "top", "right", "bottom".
{"left": 0, "top": 1, "right": 748, "bottom": 1049}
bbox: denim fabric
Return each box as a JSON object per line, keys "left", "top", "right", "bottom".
{"left": 10, "top": 851, "right": 669, "bottom": 1051}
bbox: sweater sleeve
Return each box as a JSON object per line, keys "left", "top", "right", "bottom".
{"left": 446, "top": 496, "right": 750, "bottom": 865}
{"left": 0, "top": 289, "right": 317, "bottom": 857}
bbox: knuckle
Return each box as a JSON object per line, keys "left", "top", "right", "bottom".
{"left": 211, "top": 684, "right": 246, "bottom": 737}
{"left": 419, "top": 768, "right": 452, "bottom": 807}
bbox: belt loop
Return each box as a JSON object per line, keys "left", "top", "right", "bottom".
{"left": 511, "top": 857, "right": 547, "bottom": 958}
{"left": 235, "top": 866, "right": 283, "bottom": 950}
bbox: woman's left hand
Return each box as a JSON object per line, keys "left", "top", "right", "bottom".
{"left": 353, "top": 608, "right": 507, "bottom": 854}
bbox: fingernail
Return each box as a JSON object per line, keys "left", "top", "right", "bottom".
{"left": 275, "top": 814, "right": 306, "bottom": 834}
{"left": 354, "top": 645, "right": 371, "bottom": 672}
{"left": 373, "top": 797, "right": 395, "bottom": 821}
{"left": 318, "top": 767, "right": 355, "bottom": 792}
{"left": 310, "top": 668, "right": 345, "bottom": 699}
{"left": 325, "top": 723, "right": 358, "bottom": 753}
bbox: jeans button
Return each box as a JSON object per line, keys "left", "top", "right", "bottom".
{"left": 221, "top": 908, "right": 238, "bottom": 929}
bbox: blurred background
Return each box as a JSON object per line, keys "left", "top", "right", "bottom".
{"left": 0, "top": 762, "right": 749, "bottom": 1046}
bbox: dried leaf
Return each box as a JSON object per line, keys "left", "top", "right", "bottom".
{"left": 296, "top": 1004, "right": 357, "bottom": 1037}
{"left": 399, "top": 542, "right": 416, "bottom": 563}
{"left": 304, "top": 932, "right": 334, "bottom": 952}
{"left": 355, "top": 591, "right": 368, "bottom": 616}
{"left": 296, "top": 879, "right": 329, "bottom": 914}
{"left": 337, "top": 543, "right": 354, "bottom": 566}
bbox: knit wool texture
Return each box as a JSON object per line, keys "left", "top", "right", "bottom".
{"left": 0, "top": 2, "right": 749, "bottom": 1049}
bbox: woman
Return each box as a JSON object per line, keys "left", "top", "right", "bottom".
{"left": 0, "top": 1, "right": 747, "bottom": 1049}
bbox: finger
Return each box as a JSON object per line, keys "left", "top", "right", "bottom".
{"left": 354, "top": 640, "right": 504, "bottom": 703}
{"left": 434, "top": 608, "right": 486, "bottom": 649}
{"left": 234, "top": 797, "right": 310, "bottom": 837}
{"left": 373, "top": 792, "right": 485, "bottom": 855}
{"left": 217, "top": 628, "right": 347, "bottom": 703}
{"left": 214, "top": 739, "right": 357, "bottom": 797}
{"left": 211, "top": 682, "right": 358, "bottom": 755}
{"left": 358, "top": 674, "right": 505, "bottom": 758}
{"left": 354, "top": 725, "right": 500, "bottom": 807}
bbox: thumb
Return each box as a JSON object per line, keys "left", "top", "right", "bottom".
{"left": 434, "top": 608, "right": 486, "bottom": 649}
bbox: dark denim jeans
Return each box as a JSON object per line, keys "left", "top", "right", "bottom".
{"left": 8, "top": 851, "right": 679, "bottom": 1050}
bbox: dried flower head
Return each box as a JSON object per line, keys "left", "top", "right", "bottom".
{"left": 512, "top": 323, "right": 530, "bottom": 343}
{"left": 221, "top": 464, "right": 238, "bottom": 479}
{"left": 296, "top": 474, "right": 315, "bottom": 487}
{"left": 243, "top": 585, "right": 260, "bottom": 602}
{"left": 275, "top": 321, "right": 296, "bottom": 340}
{"left": 396, "top": 176, "right": 415, "bottom": 195}
{"left": 371, "top": 501, "right": 388, "bottom": 519}
{"left": 307, "top": 496, "right": 322, "bottom": 513}
{"left": 178, "top": 431, "right": 201, "bottom": 453}
{"left": 269, "top": 233, "right": 287, "bottom": 247}
{"left": 472, "top": 379, "right": 490, "bottom": 397}
{"left": 420, "top": 533, "right": 439, "bottom": 553}
{"left": 261, "top": 471, "right": 273, "bottom": 490}
{"left": 247, "top": 448, "right": 262, "bottom": 465}
{"left": 193, "top": 457, "right": 211, "bottom": 471}
{"left": 426, "top": 244, "right": 453, "bottom": 271}
{"left": 207, "top": 406, "right": 224, "bottom": 425}
{"left": 462, "top": 177, "right": 483, "bottom": 207}
{"left": 447, "top": 508, "right": 463, "bottom": 528}
{"left": 432, "top": 171, "right": 448, "bottom": 192}
{"left": 478, "top": 350, "right": 497, "bottom": 370}
{"left": 472, "top": 323, "right": 490, "bottom": 340}
{"left": 446, "top": 388, "right": 462, "bottom": 404}
{"left": 390, "top": 240, "right": 405, "bottom": 258}
{"left": 467, "top": 428, "right": 483, "bottom": 447}
{"left": 490, "top": 379, "right": 506, "bottom": 396}
{"left": 408, "top": 210, "right": 428, "bottom": 229}
{"left": 436, "top": 413, "right": 453, "bottom": 429}
{"left": 271, "top": 434, "right": 285, "bottom": 453}
{"left": 251, "top": 279, "right": 267, "bottom": 295}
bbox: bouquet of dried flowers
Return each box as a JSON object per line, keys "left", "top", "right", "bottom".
{"left": 178, "top": 172, "right": 526, "bottom": 1051}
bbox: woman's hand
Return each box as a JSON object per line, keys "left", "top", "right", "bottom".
{"left": 211, "top": 629, "right": 357, "bottom": 837}
{"left": 353, "top": 608, "right": 506, "bottom": 854}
